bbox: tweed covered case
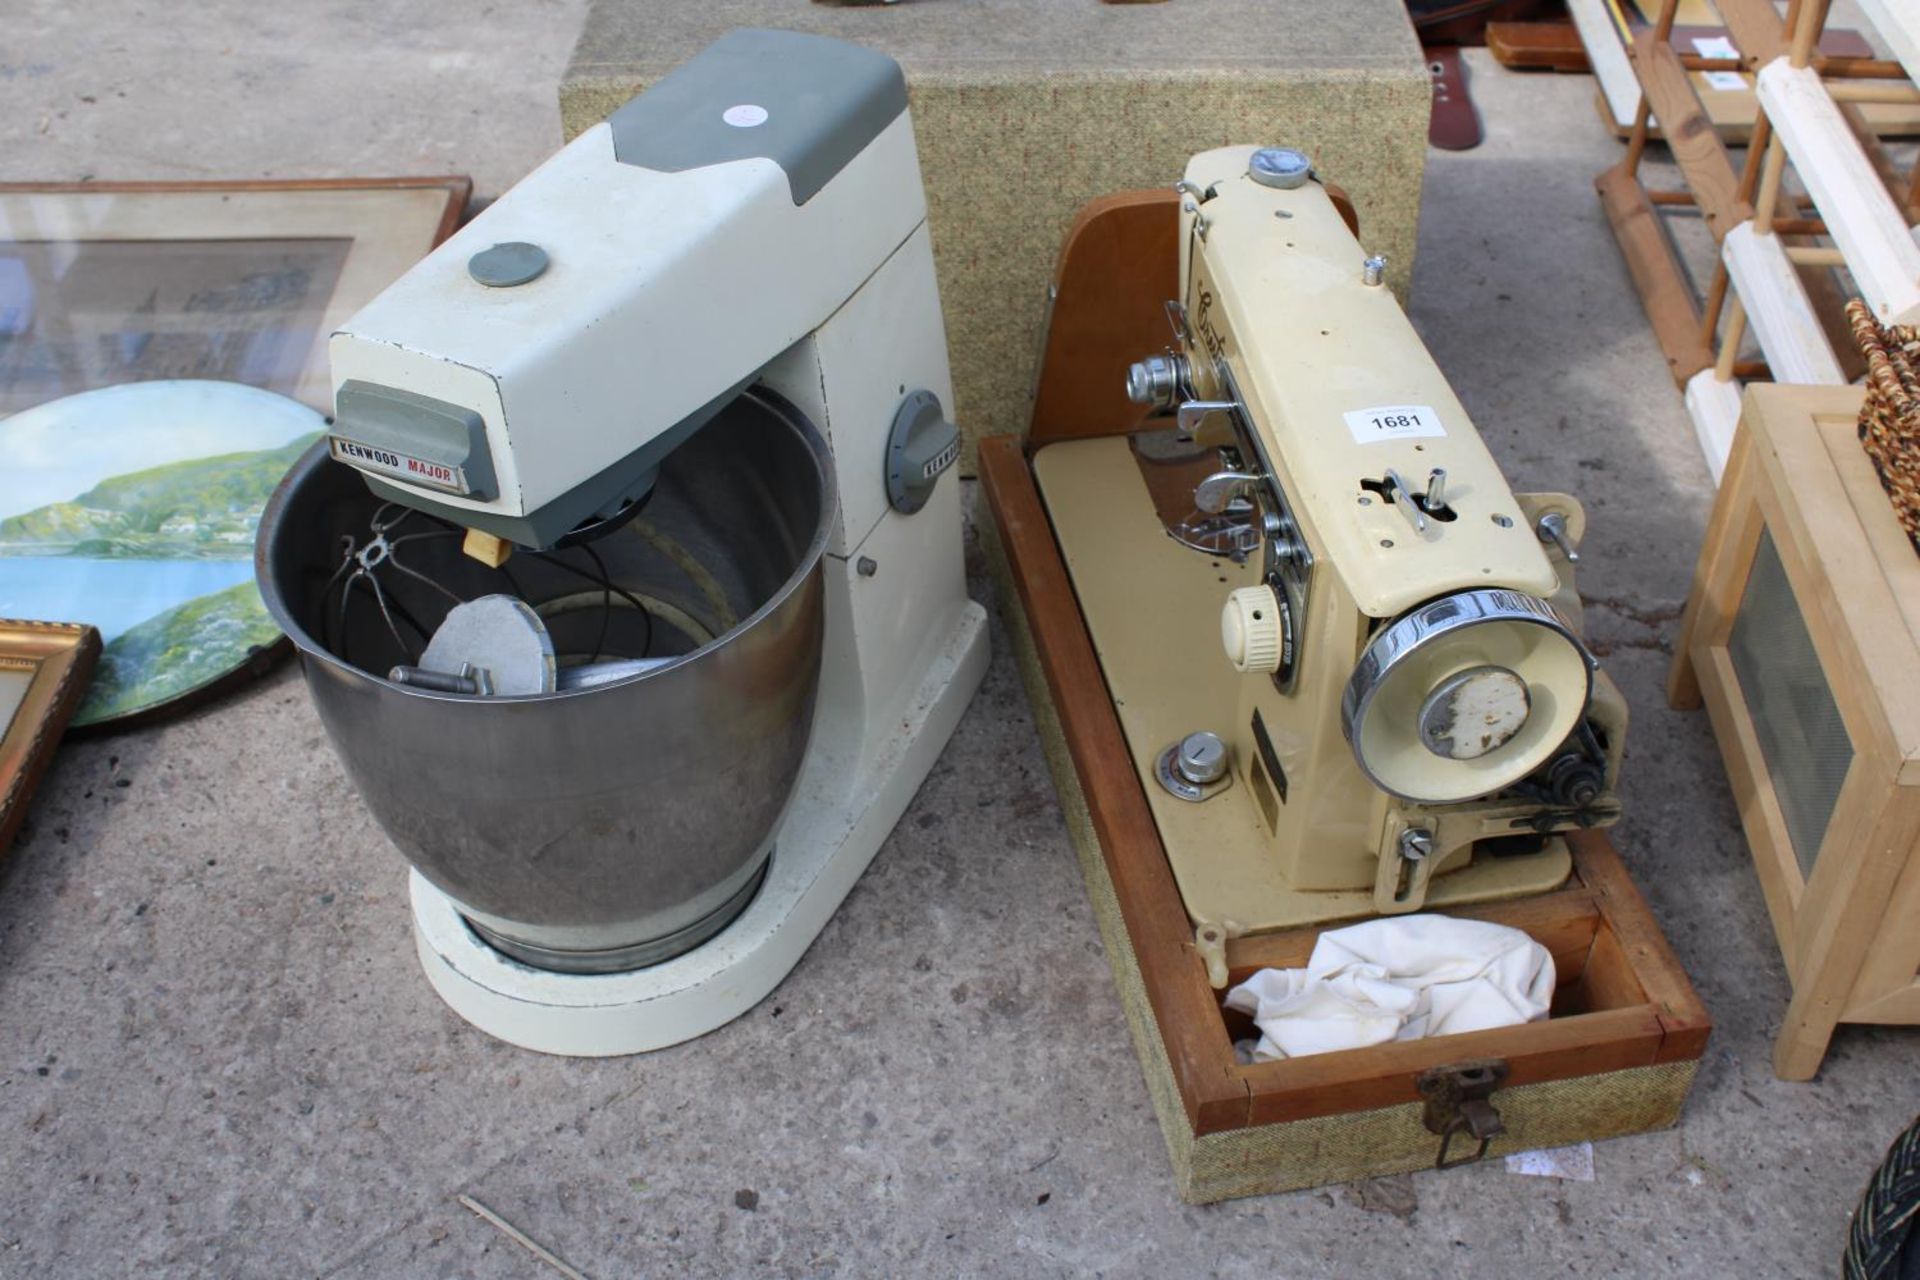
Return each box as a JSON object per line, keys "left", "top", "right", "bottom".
{"left": 978, "top": 502, "right": 1705, "bottom": 1202}
{"left": 963, "top": 173, "right": 1709, "bottom": 1200}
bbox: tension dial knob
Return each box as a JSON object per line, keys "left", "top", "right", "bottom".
{"left": 1175, "top": 731, "right": 1228, "bottom": 786}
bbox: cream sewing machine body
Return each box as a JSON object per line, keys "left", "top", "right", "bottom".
{"left": 1033, "top": 146, "right": 1625, "bottom": 959}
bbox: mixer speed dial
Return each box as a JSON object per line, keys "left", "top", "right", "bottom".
{"left": 1221, "top": 584, "right": 1291, "bottom": 676}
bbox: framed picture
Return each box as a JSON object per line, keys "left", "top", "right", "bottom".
{"left": 0, "top": 620, "right": 99, "bottom": 861}
{"left": 0, "top": 177, "right": 469, "bottom": 730}
{"left": 0, "top": 177, "right": 469, "bottom": 416}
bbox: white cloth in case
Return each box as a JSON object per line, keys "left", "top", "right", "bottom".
{"left": 1223, "top": 914, "right": 1555, "bottom": 1062}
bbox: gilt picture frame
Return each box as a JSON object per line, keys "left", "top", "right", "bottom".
{"left": 0, "top": 620, "right": 99, "bottom": 862}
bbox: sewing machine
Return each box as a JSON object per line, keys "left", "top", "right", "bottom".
{"left": 1030, "top": 146, "right": 1625, "bottom": 954}
{"left": 257, "top": 29, "right": 987, "bottom": 1054}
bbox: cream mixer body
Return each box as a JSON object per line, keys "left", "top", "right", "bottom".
{"left": 257, "top": 30, "right": 988, "bottom": 1054}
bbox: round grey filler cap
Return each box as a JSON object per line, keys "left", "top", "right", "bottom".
{"left": 469, "top": 241, "right": 550, "bottom": 288}
{"left": 1248, "top": 147, "right": 1312, "bottom": 190}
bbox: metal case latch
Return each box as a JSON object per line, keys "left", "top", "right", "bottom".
{"left": 1417, "top": 1059, "right": 1510, "bottom": 1170}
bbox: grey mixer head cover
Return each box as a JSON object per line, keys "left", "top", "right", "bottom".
{"left": 607, "top": 28, "right": 909, "bottom": 205}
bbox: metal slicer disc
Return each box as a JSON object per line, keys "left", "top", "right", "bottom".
{"left": 418, "top": 594, "right": 558, "bottom": 696}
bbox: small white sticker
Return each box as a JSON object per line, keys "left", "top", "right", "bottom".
{"left": 1343, "top": 404, "right": 1447, "bottom": 444}
{"left": 1505, "top": 1142, "right": 1595, "bottom": 1181}
{"left": 1690, "top": 37, "right": 1747, "bottom": 91}
{"left": 722, "top": 103, "right": 769, "bottom": 128}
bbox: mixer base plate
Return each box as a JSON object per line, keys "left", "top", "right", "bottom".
{"left": 463, "top": 861, "right": 771, "bottom": 975}
{"left": 408, "top": 599, "right": 990, "bottom": 1056}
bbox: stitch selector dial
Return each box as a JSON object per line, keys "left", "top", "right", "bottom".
{"left": 1221, "top": 584, "right": 1288, "bottom": 675}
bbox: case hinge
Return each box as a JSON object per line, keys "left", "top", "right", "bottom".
{"left": 1417, "top": 1059, "right": 1510, "bottom": 1170}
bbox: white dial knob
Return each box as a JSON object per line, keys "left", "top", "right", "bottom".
{"left": 1221, "top": 585, "right": 1283, "bottom": 674}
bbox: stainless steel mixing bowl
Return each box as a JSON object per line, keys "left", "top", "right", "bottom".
{"left": 257, "top": 389, "right": 833, "bottom": 973}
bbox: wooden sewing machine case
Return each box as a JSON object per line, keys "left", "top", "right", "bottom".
{"left": 978, "top": 188, "right": 1711, "bottom": 1202}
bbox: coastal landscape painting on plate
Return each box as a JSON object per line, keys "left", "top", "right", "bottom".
{"left": 0, "top": 179, "right": 469, "bottom": 727}
{"left": 0, "top": 382, "right": 322, "bottom": 725}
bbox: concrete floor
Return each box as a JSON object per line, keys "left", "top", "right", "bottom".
{"left": 2, "top": 4, "right": 1917, "bottom": 1277}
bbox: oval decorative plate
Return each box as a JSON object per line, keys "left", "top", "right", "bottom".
{"left": 0, "top": 381, "right": 323, "bottom": 728}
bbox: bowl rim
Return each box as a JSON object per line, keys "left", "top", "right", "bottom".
{"left": 255, "top": 384, "right": 838, "bottom": 704}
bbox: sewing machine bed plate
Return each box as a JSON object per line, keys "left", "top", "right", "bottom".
{"left": 1031, "top": 434, "right": 1574, "bottom": 932}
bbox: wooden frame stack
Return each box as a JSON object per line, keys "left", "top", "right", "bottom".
{"left": 1595, "top": 0, "right": 1920, "bottom": 481}
{"left": 1671, "top": 385, "right": 1920, "bottom": 1079}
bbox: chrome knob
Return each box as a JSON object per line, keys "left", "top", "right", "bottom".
{"left": 1175, "top": 731, "right": 1228, "bottom": 786}
{"left": 1126, "top": 353, "right": 1184, "bottom": 409}
{"left": 1536, "top": 511, "right": 1580, "bottom": 563}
